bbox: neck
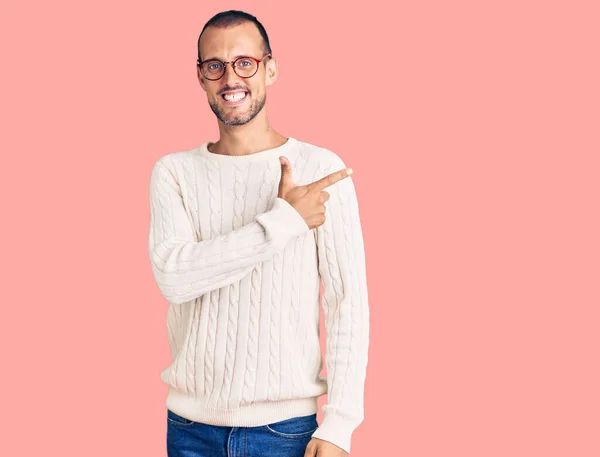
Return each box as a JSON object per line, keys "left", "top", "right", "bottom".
{"left": 209, "top": 110, "right": 287, "bottom": 156}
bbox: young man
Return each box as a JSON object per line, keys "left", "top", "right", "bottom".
{"left": 148, "top": 10, "right": 370, "bottom": 457}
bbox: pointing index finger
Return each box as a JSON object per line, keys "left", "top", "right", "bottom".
{"left": 309, "top": 167, "right": 353, "bottom": 192}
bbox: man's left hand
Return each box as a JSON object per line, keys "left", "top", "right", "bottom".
{"left": 304, "top": 437, "right": 349, "bottom": 456}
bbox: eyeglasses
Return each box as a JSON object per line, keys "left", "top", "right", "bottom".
{"left": 197, "top": 54, "right": 272, "bottom": 80}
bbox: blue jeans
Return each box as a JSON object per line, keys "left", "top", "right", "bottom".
{"left": 167, "top": 409, "right": 319, "bottom": 457}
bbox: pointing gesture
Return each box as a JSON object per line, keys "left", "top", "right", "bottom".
{"left": 278, "top": 155, "right": 353, "bottom": 230}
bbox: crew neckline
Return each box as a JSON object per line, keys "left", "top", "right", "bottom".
{"left": 196, "top": 137, "right": 298, "bottom": 163}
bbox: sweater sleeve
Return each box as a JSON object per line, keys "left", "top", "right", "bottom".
{"left": 310, "top": 153, "right": 370, "bottom": 455}
{"left": 148, "top": 159, "right": 309, "bottom": 305}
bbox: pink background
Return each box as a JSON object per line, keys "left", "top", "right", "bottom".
{"left": 2, "top": 0, "right": 599, "bottom": 455}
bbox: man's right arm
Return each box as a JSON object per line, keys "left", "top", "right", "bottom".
{"left": 148, "top": 159, "right": 309, "bottom": 305}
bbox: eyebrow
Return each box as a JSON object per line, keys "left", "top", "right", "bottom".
{"left": 203, "top": 54, "right": 252, "bottom": 62}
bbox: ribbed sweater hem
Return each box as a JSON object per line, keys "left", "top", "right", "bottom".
{"left": 166, "top": 388, "right": 319, "bottom": 427}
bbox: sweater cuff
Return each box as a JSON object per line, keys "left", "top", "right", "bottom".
{"left": 255, "top": 197, "right": 309, "bottom": 246}
{"left": 311, "top": 414, "right": 361, "bottom": 455}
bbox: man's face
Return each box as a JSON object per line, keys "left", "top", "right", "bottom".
{"left": 198, "top": 22, "right": 276, "bottom": 126}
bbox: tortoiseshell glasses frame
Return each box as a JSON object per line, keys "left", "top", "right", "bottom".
{"left": 197, "top": 54, "right": 272, "bottom": 80}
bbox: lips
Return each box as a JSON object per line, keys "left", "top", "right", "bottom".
{"left": 221, "top": 90, "right": 249, "bottom": 105}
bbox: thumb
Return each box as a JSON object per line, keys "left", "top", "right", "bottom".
{"left": 278, "top": 156, "right": 294, "bottom": 194}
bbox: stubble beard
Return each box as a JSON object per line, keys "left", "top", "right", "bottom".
{"left": 209, "top": 92, "right": 267, "bottom": 126}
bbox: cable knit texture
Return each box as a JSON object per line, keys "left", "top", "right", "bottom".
{"left": 148, "top": 137, "right": 370, "bottom": 454}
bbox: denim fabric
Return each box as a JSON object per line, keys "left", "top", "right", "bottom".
{"left": 167, "top": 410, "right": 319, "bottom": 457}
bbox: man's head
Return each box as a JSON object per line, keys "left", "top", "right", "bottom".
{"left": 197, "top": 10, "right": 277, "bottom": 127}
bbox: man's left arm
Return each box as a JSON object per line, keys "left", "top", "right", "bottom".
{"left": 310, "top": 153, "right": 371, "bottom": 455}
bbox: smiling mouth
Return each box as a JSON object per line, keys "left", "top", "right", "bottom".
{"left": 221, "top": 91, "right": 248, "bottom": 103}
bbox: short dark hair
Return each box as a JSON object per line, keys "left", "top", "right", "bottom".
{"left": 197, "top": 10, "right": 272, "bottom": 62}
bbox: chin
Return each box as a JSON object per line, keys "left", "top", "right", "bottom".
{"left": 225, "top": 117, "right": 252, "bottom": 126}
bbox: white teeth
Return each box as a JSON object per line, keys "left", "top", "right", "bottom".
{"left": 224, "top": 92, "right": 246, "bottom": 102}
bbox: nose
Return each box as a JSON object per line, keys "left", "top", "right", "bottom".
{"left": 222, "top": 62, "right": 241, "bottom": 86}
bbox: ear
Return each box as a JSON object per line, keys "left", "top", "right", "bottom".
{"left": 265, "top": 57, "right": 278, "bottom": 87}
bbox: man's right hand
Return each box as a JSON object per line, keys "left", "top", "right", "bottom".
{"left": 277, "top": 155, "right": 353, "bottom": 230}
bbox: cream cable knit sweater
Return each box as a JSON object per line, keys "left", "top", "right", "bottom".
{"left": 147, "top": 137, "right": 370, "bottom": 454}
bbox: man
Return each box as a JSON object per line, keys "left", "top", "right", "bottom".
{"left": 148, "top": 9, "right": 370, "bottom": 457}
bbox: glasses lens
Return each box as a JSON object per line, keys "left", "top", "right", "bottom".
{"left": 202, "top": 60, "right": 224, "bottom": 79}
{"left": 234, "top": 58, "right": 258, "bottom": 77}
